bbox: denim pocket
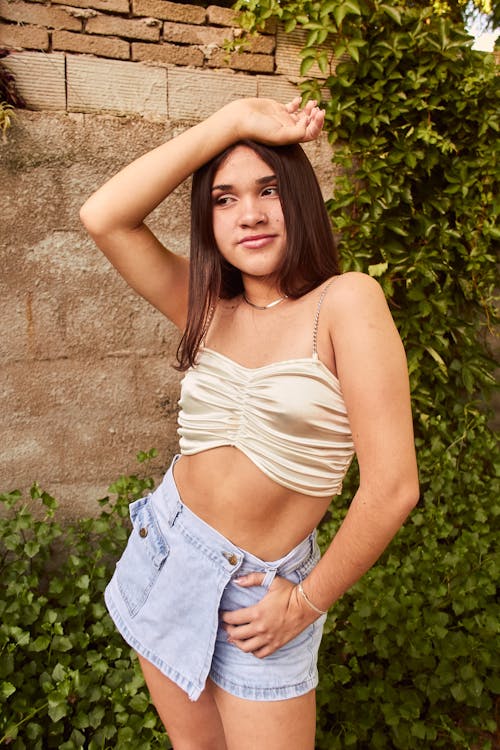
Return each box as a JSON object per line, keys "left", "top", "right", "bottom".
{"left": 116, "top": 495, "right": 170, "bottom": 617}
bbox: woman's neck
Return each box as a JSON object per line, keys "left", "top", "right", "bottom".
{"left": 241, "top": 276, "right": 283, "bottom": 309}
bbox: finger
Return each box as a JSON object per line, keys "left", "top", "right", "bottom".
{"left": 251, "top": 643, "right": 274, "bottom": 658}
{"left": 221, "top": 605, "right": 256, "bottom": 625}
{"left": 224, "top": 621, "right": 257, "bottom": 641}
{"left": 230, "top": 634, "right": 269, "bottom": 655}
{"left": 302, "top": 99, "right": 318, "bottom": 115}
{"left": 233, "top": 572, "right": 266, "bottom": 587}
{"left": 302, "top": 108, "right": 325, "bottom": 141}
{"left": 284, "top": 96, "right": 302, "bottom": 113}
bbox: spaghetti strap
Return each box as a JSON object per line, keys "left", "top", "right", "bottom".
{"left": 200, "top": 304, "right": 216, "bottom": 348}
{"left": 312, "top": 278, "right": 336, "bottom": 359}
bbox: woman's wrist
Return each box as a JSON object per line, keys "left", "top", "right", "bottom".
{"left": 296, "top": 582, "right": 328, "bottom": 617}
{"left": 211, "top": 98, "right": 253, "bottom": 143}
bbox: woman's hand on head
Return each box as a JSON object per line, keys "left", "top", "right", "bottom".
{"left": 225, "top": 96, "right": 325, "bottom": 146}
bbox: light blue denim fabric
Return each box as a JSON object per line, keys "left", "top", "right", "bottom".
{"left": 104, "top": 456, "right": 326, "bottom": 702}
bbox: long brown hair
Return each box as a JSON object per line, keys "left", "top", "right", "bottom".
{"left": 176, "top": 140, "right": 340, "bottom": 370}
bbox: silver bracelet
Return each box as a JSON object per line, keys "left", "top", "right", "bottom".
{"left": 297, "top": 582, "right": 328, "bottom": 615}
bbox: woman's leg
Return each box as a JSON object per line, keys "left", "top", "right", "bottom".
{"left": 211, "top": 681, "right": 317, "bottom": 750}
{"left": 138, "top": 655, "right": 227, "bottom": 750}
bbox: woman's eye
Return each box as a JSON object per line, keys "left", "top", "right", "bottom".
{"left": 262, "top": 186, "right": 279, "bottom": 197}
{"left": 214, "top": 195, "right": 233, "bottom": 206}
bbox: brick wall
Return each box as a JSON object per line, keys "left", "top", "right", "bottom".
{"left": 0, "top": 0, "right": 340, "bottom": 118}
{"left": 0, "top": 0, "right": 272, "bottom": 68}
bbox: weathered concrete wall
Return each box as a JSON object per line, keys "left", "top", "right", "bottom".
{"left": 0, "top": 0, "right": 342, "bottom": 517}
{"left": 1, "top": 110, "right": 183, "bottom": 515}
{"left": 0, "top": 107, "right": 337, "bottom": 518}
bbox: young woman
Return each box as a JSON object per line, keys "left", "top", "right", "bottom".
{"left": 80, "top": 96, "right": 419, "bottom": 750}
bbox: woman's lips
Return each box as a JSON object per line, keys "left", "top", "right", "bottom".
{"left": 238, "top": 234, "right": 277, "bottom": 249}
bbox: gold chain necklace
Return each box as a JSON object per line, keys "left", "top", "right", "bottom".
{"left": 243, "top": 294, "right": 288, "bottom": 310}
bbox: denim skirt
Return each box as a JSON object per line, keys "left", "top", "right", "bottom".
{"left": 104, "top": 456, "right": 326, "bottom": 702}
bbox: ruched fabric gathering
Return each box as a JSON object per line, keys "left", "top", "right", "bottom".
{"left": 177, "top": 348, "right": 355, "bottom": 497}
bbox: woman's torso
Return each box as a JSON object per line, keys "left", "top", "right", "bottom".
{"left": 174, "top": 279, "right": 351, "bottom": 560}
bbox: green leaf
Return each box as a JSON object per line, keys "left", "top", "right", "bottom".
{"left": 30, "top": 635, "right": 51, "bottom": 652}
{"left": 380, "top": 4, "right": 402, "bottom": 25}
{"left": 425, "top": 346, "right": 448, "bottom": 373}
{"left": 368, "top": 261, "right": 388, "bottom": 277}
{"left": 333, "top": 0, "right": 362, "bottom": 27}
{"left": 48, "top": 690, "right": 70, "bottom": 722}
{"left": 24, "top": 541, "right": 41, "bottom": 558}
{"left": 300, "top": 56, "right": 316, "bottom": 76}
{"left": 0, "top": 681, "right": 16, "bottom": 699}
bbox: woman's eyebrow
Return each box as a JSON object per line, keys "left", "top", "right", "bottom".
{"left": 256, "top": 174, "right": 277, "bottom": 185}
{"left": 211, "top": 174, "right": 277, "bottom": 192}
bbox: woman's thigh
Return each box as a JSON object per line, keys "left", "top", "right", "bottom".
{"left": 211, "top": 680, "right": 317, "bottom": 750}
{"left": 138, "top": 655, "right": 227, "bottom": 750}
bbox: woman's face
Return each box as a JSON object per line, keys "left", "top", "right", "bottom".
{"left": 211, "top": 146, "right": 287, "bottom": 283}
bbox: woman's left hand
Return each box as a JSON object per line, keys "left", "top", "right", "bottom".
{"left": 225, "top": 96, "right": 326, "bottom": 147}
{"left": 220, "top": 573, "right": 321, "bottom": 658}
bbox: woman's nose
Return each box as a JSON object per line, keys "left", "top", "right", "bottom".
{"left": 238, "top": 197, "right": 266, "bottom": 227}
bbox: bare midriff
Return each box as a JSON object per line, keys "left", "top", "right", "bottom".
{"left": 173, "top": 447, "right": 333, "bottom": 560}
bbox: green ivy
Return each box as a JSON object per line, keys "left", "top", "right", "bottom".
{"left": 0, "top": 450, "right": 172, "bottom": 749}
{"left": 316, "top": 412, "right": 499, "bottom": 748}
{"left": 233, "top": 0, "right": 499, "bottom": 746}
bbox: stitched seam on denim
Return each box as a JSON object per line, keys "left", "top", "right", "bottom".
{"left": 195, "top": 567, "right": 235, "bottom": 686}
{"left": 176, "top": 517, "right": 241, "bottom": 570}
{"left": 295, "top": 550, "right": 320, "bottom": 582}
{"left": 146, "top": 496, "right": 170, "bottom": 559}
{"left": 116, "top": 500, "right": 169, "bottom": 617}
{"left": 105, "top": 588, "right": 201, "bottom": 700}
{"left": 209, "top": 666, "right": 317, "bottom": 699}
{"left": 305, "top": 616, "right": 318, "bottom": 679}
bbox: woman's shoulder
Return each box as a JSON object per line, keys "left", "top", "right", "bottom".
{"left": 319, "top": 272, "right": 392, "bottom": 336}
{"left": 323, "top": 271, "right": 385, "bottom": 307}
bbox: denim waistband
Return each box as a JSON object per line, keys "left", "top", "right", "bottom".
{"left": 151, "top": 455, "right": 318, "bottom": 582}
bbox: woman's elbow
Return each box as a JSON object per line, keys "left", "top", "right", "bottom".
{"left": 363, "top": 471, "right": 420, "bottom": 521}
{"left": 80, "top": 197, "right": 103, "bottom": 236}
{"left": 394, "top": 474, "right": 420, "bottom": 518}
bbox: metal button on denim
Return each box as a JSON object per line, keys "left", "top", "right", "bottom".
{"left": 223, "top": 552, "right": 238, "bottom": 565}
{"left": 139, "top": 527, "right": 148, "bottom": 538}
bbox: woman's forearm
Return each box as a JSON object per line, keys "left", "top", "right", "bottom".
{"left": 302, "top": 481, "right": 419, "bottom": 613}
{"left": 80, "top": 105, "right": 241, "bottom": 235}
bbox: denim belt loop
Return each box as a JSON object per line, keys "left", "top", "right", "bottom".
{"left": 167, "top": 498, "right": 182, "bottom": 527}
{"left": 262, "top": 568, "right": 278, "bottom": 589}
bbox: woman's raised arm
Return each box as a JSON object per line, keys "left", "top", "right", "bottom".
{"left": 80, "top": 97, "right": 325, "bottom": 329}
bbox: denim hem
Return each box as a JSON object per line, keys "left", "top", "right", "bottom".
{"left": 104, "top": 587, "right": 203, "bottom": 702}
{"left": 209, "top": 666, "right": 318, "bottom": 702}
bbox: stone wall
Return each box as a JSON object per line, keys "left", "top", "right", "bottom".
{"left": 0, "top": 6, "right": 338, "bottom": 517}
{"left": 0, "top": 0, "right": 337, "bottom": 119}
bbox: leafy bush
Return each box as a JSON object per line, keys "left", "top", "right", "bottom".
{"left": 0, "top": 450, "right": 171, "bottom": 749}
{"left": 316, "top": 412, "right": 499, "bottom": 749}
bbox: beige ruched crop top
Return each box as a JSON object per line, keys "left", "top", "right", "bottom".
{"left": 177, "top": 281, "right": 355, "bottom": 497}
